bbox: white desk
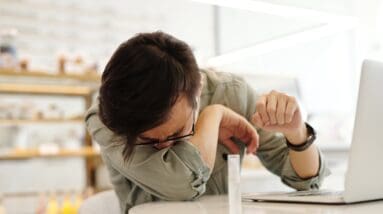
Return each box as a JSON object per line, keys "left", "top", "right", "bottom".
{"left": 130, "top": 195, "right": 383, "bottom": 214}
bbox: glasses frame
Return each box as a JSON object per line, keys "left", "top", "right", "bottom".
{"left": 134, "top": 111, "right": 195, "bottom": 146}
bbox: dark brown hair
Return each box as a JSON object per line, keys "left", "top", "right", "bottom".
{"left": 99, "top": 31, "right": 201, "bottom": 159}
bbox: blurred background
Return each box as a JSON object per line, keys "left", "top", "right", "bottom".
{"left": 0, "top": 0, "right": 382, "bottom": 213}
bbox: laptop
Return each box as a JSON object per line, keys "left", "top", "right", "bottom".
{"left": 242, "top": 59, "right": 383, "bottom": 204}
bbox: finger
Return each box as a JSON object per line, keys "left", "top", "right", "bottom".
{"left": 255, "top": 95, "right": 269, "bottom": 124}
{"left": 246, "top": 126, "right": 259, "bottom": 154}
{"left": 276, "top": 94, "right": 287, "bottom": 125}
{"left": 285, "top": 97, "right": 297, "bottom": 123}
{"left": 266, "top": 93, "right": 277, "bottom": 125}
{"left": 222, "top": 139, "right": 240, "bottom": 154}
{"left": 233, "top": 118, "right": 259, "bottom": 153}
{"left": 251, "top": 112, "right": 264, "bottom": 128}
{"left": 242, "top": 119, "right": 259, "bottom": 153}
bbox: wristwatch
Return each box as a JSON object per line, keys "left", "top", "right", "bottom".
{"left": 285, "top": 123, "right": 316, "bottom": 152}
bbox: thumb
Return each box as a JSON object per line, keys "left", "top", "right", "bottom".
{"left": 251, "top": 112, "right": 264, "bottom": 128}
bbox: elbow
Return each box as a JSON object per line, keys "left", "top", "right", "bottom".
{"left": 282, "top": 163, "right": 331, "bottom": 191}
{"left": 159, "top": 169, "right": 210, "bottom": 201}
{"left": 164, "top": 184, "right": 207, "bottom": 201}
{"left": 166, "top": 187, "right": 205, "bottom": 201}
{"left": 85, "top": 113, "right": 120, "bottom": 146}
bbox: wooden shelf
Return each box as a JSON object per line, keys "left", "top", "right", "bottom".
{"left": 0, "top": 83, "right": 94, "bottom": 96}
{"left": 0, "top": 118, "right": 84, "bottom": 125}
{"left": 0, "top": 147, "right": 100, "bottom": 160}
{"left": 0, "top": 68, "right": 100, "bottom": 82}
{"left": 0, "top": 72, "right": 98, "bottom": 187}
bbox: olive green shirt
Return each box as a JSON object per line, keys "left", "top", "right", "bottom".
{"left": 85, "top": 69, "right": 330, "bottom": 214}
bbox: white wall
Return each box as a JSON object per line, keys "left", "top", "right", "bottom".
{"left": 200, "top": 0, "right": 383, "bottom": 150}
{"left": 0, "top": 0, "right": 215, "bottom": 72}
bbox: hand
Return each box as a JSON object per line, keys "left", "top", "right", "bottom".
{"left": 251, "top": 90, "right": 307, "bottom": 144}
{"left": 218, "top": 105, "right": 259, "bottom": 154}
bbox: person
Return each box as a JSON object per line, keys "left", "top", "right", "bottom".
{"left": 85, "top": 31, "right": 330, "bottom": 213}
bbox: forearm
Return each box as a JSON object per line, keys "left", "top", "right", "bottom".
{"left": 189, "top": 104, "right": 223, "bottom": 171}
{"left": 285, "top": 125, "right": 320, "bottom": 179}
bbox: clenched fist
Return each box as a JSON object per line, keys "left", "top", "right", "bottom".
{"left": 251, "top": 90, "right": 307, "bottom": 144}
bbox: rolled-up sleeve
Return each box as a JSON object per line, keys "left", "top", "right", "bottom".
{"left": 85, "top": 103, "right": 211, "bottom": 201}
{"left": 254, "top": 129, "right": 331, "bottom": 190}
{"left": 214, "top": 73, "right": 330, "bottom": 191}
{"left": 123, "top": 142, "right": 210, "bottom": 200}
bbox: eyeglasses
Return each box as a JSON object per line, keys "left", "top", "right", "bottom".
{"left": 135, "top": 111, "right": 195, "bottom": 146}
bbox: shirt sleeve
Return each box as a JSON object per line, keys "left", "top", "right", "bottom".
{"left": 213, "top": 73, "right": 331, "bottom": 191}
{"left": 85, "top": 104, "right": 211, "bottom": 201}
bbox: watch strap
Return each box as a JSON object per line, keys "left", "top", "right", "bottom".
{"left": 286, "top": 123, "right": 316, "bottom": 152}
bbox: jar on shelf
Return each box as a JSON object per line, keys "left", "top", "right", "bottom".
{"left": 0, "top": 28, "right": 18, "bottom": 69}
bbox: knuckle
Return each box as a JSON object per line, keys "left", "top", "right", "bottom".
{"left": 289, "top": 96, "right": 297, "bottom": 103}
{"left": 281, "top": 93, "right": 289, "bottom": 100}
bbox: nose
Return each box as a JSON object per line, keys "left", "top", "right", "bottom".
{"left": 154, "top": 141, "right": 174, "bottom": 150}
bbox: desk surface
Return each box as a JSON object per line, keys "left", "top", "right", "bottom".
{"left": 130, "top": 195, "right": 383, "bottom": 214}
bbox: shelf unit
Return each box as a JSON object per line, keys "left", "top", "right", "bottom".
{"left": 0, "top": 68, "right": 100, "bottom": 82}
{"left": 0, "top": 118, "right": 84, "bottom": 125}
{"left": 0, "top": 146, "right": 99, "bottom": 160}
{"left": 0, "top": 83, "right": 94, "bottom": 96}
{"left": 0, "top": 71, "right": 101, "bottom": 189}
